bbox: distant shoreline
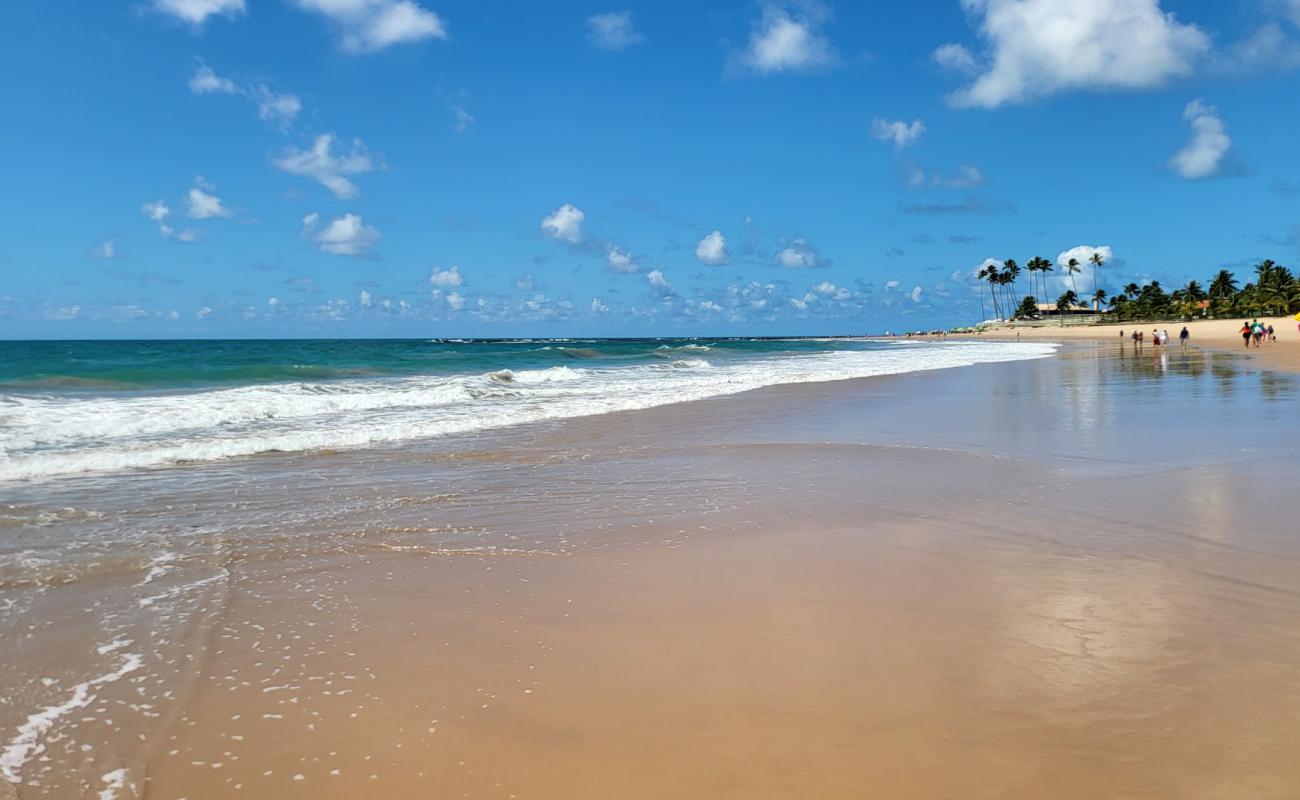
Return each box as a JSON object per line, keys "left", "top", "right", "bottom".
{"left": 945, "top": 315, "right": 1300, "bottom": 373}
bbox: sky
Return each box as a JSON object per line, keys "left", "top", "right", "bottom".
{"left": 2, "top": 0, "right": 1299, "bottom": 338}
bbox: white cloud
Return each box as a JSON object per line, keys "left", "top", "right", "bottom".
{"left": 189, "top": 63, "right": 302, "bottom": 130}
{"left": 188, "top": 64, "right": 238, "bottom": 94}
{"left": 910, "top": 164, "right": 986, "bottom": 189}
{"left": 444, "top": 291, "right": 466, "bottom": 311}
{"left": 938, "top": 0, "right": 1210, "bottom": 108}
{"left": 910, "top": 286, "right": 924, "bottom": 303}
{"left": 92, "top": 239, "right": 117, "bottom": 259}
{"left": 646, "top": 269, "right": 670, "bottom": 289}
{"left": 776, "top": 237, "right": 821, "bottom": 268}
{"left": 359, "top": 290, "right": 372, "bottom": 308}
{"left": 1055, "top": 245, "right": 1114, "bottom": 290}
{"left": 870, "top": 117, "right": 925, "bottom": 148}
{"left": 515, "top": 274, "right": 536, "bottom": 291}
{"left": 1170, "top": 99, "right": 1230, "bottom": 179}
{"left": 587, "top": 11, "right": 644, "bottom": 50}
{"left": 695, "top": 230, "right": 728, "bottom": 265}
{"left": 268, "top": 296, "right": 280, "bottom": 308}
{"left": 291, "top": 0, "right": 448, "bottom": 53}
{"left": 302, "top": 212, "right": 380, "bottom": 256}
{"left": 273, "top": 135, "right": 375, "bottom": 198}
{"left": 735, "top": 3, "right": 839, "bottom": 75}
{"left": 142, "top": 199, "right": 197, "bottom": 242}
{"left": 250, "top": 86, "right": 303, "bottom": 129}
{"left": 151, "top": 0, "right": 245, "bottom": 25}
{"left": 591, "top": 297, "right": 609, "bottom": 313}
{"left": 186, "top": 179, "right": 230, "bottom": 219}
{"left": 141, "top": 200, "right": 170, "bottom": 222}
{"left": 429, "top": 265, "right": 464, "bottom": 287}
{"left": 452, "top": 106, "right": 474, "bottom": 132}
{"left": 540, "top": 203, "right": 584, "bottom": 243}
{"left": 932, "top": 42, "right": 978, "bottom": 74}
{"left": 606, "top": 246, "right": 637, "bottom": 272}
{"left": 1214, "top": 23, "right": 1300, "bottom": 74}
{"left": 197, "top": 306, "right": 213, "bottom": 318}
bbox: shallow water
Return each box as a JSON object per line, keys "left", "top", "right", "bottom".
{"left": 2, "top": 343, "right": 1299, "bottom": 799}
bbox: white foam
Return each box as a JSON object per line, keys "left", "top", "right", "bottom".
{"left": 1, "top": 653, "right": 143, "bottom": 784}
{"left": 0, "top": 342, "right": 1056, "bottom": 482}
{"left": 98, "top": 768, "right": 128, "bottom": 800}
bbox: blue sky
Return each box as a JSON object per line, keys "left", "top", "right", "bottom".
{"left": 2, "top": 0, "right": 1299, "bottom": 338}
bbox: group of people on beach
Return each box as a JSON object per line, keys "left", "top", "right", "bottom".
{"left": 1122, "top": 327, "right": 1189, "bottom": 349}
{"left": 1240, "top": 319, "right": 1277, "bottom": 348}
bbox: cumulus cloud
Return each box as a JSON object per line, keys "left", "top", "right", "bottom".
{"left": 540, "top": 203, "right": 585, "bottom": 243}
{"left": 1055, "top": 245, "right": 1114, "bottom": 291}
{"left": 429, "top": 265, "right": 464, "bottom": 287}
{"left": 302, "top": 212, "right": 380, "bottom": 256}
{"left": 1170, "top": 99, "right": 1230, "bottom": 179}
{"left": 291, "top": 0, "right": 448, "bottom": 53}
{"left": 870, "top": 118, "right": 925, "bottom": 148}
{"left": 776, "top": 237, "right": 821, "bottom": 268}
{"left": 359, "top": 290, "right": 373, "bottom": 308}
{"left": 695, "top": 230, "right": 728, "bottom": 265}
{"left": 197, "top": 305, "right": 213, "bottom": 318}
{"left": 515, "top": 274, "right": 536, "bottom": 291}
{"left": 444, "top": 291, "right": 465, "bottom": 311}
{"left": 910, "top": 286, "right": 924, "bottom": 303}
{"left": 273, "top": 135, "right": 376, "bottom": 198}
{"left": 734, "top": 3, "right": 839, "bottom": 75}
{"left": 606, "top": 246, "right": 637, "bottom": 273}
{"left": 151, "top": 0, "right": 245, "bottom": 25}
{"left": 646, "top": 269, "right": 670, "bottom": 289}
{"left": 587, "top": 11, "right": 644, "bottom": 50}
{"left": 186, "top": 178, "right": 230, "bottom": 219}
{"left": 937, "top": 0, "right": 1209, "bottom": 108}
{"left": 591, "top": 297, "right": 609, "bottom": 313}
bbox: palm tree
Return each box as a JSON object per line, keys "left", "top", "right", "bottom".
{"left": 1025, "top": 256, "right": 1051, "bottom": 310}
{"left": 1092, "top": 288, "right": 1107, "bottom": 311}
{"left": 1208, "top": 269, "right": 1237, "bottom": 317}
{"left": 1056, "top": 290, "right": 1079, "bottom": 326}
{"left": 979, "top": 265, "right": 1002, "bottom": 320}
{"left": 1089, "top": 251, "right": 1104, "bottom": 298}
{"left": 1124, "top": 282, "right": 1141, "bottom": 300}
{"left": 1065, "top": 257, "right": 1081, "bottom": 295}
{"left": 1003, "top": 259, "right": 1021, "bottom": 313}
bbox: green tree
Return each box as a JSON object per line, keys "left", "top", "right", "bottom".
{"left": 1065, "top": 257, "right": 1081, "bottom": 295}
{"left": 1089, "top": 251, "right": 1104, "bottom": 298}
{"left": 1056, "top": 290, "right": 1079, "bottom": 325}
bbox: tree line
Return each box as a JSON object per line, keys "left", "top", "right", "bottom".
{"left": 975, "top": 257, "right": 1300, "bottom": 322}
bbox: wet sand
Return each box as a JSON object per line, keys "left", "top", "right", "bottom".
{"left": 4, "top": 343, "right": 1300, "bottom": 798}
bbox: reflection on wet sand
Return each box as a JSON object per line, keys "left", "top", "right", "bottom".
{"left": 2, "top": 344, "right": 1300, "bottom": 798}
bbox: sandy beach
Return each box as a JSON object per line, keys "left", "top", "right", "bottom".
{"left": 967, "top": 315, "right": 1300, "bottom": 371}
{"left": 4, "top": 343, "right": 1300, "bottom": 799}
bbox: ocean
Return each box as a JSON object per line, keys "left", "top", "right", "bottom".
{"left": 0, "top": 337, "right": 1055, "bottom": 483}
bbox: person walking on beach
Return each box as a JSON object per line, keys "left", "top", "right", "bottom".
{"left": 1267, "top": 324, "right": 1276, "bottom": 342}
{"left": 1179, "top": 326, "right": 1190, "bottom": 347}
{"left": 1241, "top": 321, "right": 1253, "bottom": 348}
{"left": 1160, "top": 329, "right": 1170, "bottom": 347}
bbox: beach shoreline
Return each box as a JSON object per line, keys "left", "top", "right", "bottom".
{"left": 3, "top": 342, "right": 1300, "bottom": 798}
{"left": 950, "top": 315, "right": 1300, "bottom": 372}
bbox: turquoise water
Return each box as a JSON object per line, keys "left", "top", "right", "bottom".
{"left": 0, "top": 338, "right": 888, "bottom": 391}
{"left": 0, "top": 337, "right": 1056, "bottom": 482}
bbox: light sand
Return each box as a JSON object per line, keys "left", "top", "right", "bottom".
{"left": 959, "top": 315, "right": 1300, "bottom": 372}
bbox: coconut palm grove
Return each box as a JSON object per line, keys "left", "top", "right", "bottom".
{"left": 977, "top": 258, "right": 1300, "bottom": 323}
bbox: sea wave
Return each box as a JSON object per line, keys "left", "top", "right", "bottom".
{"left": 0, "top": 342, "right": 1055, "bottom": 482}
